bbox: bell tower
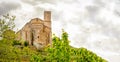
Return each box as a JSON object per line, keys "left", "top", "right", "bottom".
{"left": 44, "top": 11, "right": 52, "bottom": 45}
{"left": 44, "top": 11, "right": 51, "bottom": 28}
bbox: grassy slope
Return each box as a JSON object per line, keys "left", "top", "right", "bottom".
{"left": 0, "top": 39, "right": 107, "bottom": 62}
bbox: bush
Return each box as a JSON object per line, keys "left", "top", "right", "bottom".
{"left": 0, "top": 30, "right": 107, "bottom": 62}
{"left": 0, "top": 39, "right": 21, "bottom": 62}
{"left": 2, "top": 30, "right": 16, "bottom": 40}
{"left": 12, "top": 40, "right": 21, "bottom": 46}
{"left": 30, "top": 54, "right": 42, "bottom": 62}
{"left": 46, "top": 30, "right": 107, "bottom": 62}
{"left": 24, "top": 41, "right": 29, "bottom": 47}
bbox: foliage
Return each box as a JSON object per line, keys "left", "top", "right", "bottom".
{"left": 24, "top": 41, "right": 29, "bottom": 47}
{"left": 2, "top": 29, "right": 16, "bottom": 40}
{"left": 0, "top": 14, "right": 15, "bottom": 37}
{"left": 46, "top": 30, "right": 70, "bottom": 62}
{"left": 30, "top": 54, "right": 42, "bottom": 62}
{"left": 12, "top": 40, "right": 21, "bottom": 46}
{"left": 0, "top": 30, "right": 107, "bottom": 62}
{"left": 0, "top": 38, "right": 38, "bottom": 62}
{"left": 46, "top": 30, "right": 107, "bottom": 62}
{"left": 0, "top": 39, "right": 20, "bottom": 62}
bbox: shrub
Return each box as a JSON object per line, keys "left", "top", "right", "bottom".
{"left": 46, "top": 30, "right": 107, "bottom": 62}
{"left": 24, "top": 41, "right": 29, "bottom": 47}
{"left": 30, "top": 54, "right": 42, "bottom": 62}
{"left": 12, "top": 40, "right": 21, "bottom": 46}
{"left": 0, "top": 30, "right": 107, "bottom": 62}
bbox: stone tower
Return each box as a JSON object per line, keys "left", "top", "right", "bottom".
{"left": 17, "top": 11, "right": 52, "bottom": 49}
{"left": 44, "top": 11, "right": 52, "bottom": 45}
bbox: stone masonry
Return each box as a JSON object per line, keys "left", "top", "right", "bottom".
{"left": 17, "top": 11, "right": 51, "bottom": 48}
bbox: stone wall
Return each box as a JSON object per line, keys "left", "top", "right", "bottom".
{"left": 17, "top": 11, "right": 51, "bottom": 48}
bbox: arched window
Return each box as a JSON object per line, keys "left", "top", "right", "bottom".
{"left": 38, "top": 36, "right": 39, "bottom": 38}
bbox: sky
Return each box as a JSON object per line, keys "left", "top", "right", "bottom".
{"left": 0, "top": 0, "right": 120, "bottom": 62}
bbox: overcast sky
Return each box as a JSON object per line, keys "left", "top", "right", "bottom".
{"left": 0, "top": 0, "right": 120, "bottom": 62}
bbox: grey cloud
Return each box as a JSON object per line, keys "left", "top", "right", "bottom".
{"left": 114, "top": 10, "right": 120, "bottom": 16}
{"left": 59, "top": 0, "right": 79, "bottom": 4}
{"left": 21, "top": 0, "right": 40, "bottom": 5}
{"left": 21, "top": 0, "right": 58, "bottom": 5}
{"left": 90, "top": 16, "right": 120, "bottom": 40}
{"left": 86, "top": 6, "right": 100, "bottom": 16}
{"left": 34, "top": 6, "right": 63, "bottom": 21}
{"left": 0, "top": 2, "right": 21, "bottom": 16}
{"left": 85, "top": 0, "right": 120, "bottom": 39}
{"left": 86, "top": 0, "right": 106, "bottom": 17}
{"left": 34, "top": 6, "right": 44, "bottom": 15}
{"left": 36, "top": 0, "right": 77, "bottom": 4}
{"left": 114, "top": 1, "right": 120, "bottom": 17}
{"left": 21, "top": 0, "right": 62, "bottom": 21}
{"left": 39, "top": 0, "right": 58, "bottom": 4}
{"left": 93, "top": 0, "right": 105, "bottom": 8}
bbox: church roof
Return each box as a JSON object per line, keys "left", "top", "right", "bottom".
{"left": 30, "top": 18, "right": 43, "bottom": 24}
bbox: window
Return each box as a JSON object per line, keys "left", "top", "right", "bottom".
{"left": 38, "top": 36, "right": 39, "bottom": 38}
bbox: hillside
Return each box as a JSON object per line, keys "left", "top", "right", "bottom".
{"left": 0, "top": 30, "right": 107, "bottom": 62}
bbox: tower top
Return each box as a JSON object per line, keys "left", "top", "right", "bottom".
{"left": 44, "top": 11, "right": 51, "bottom": 22}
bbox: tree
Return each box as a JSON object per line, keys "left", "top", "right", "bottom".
{"left": 46, "top": 30, "right": 107, "bottom": 62}
{"left": 2, "top": 29, "right": 16, "bottom": 40}
{"left": 0, "top": 14, "right": 15, "bottom": 38}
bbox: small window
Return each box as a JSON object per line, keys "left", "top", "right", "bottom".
{"left": 38, "top": 36, "right": 39, "bottom": 38}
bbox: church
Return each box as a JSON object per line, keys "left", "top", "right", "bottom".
{"left": 17, "top": 11, "right": 52, "bottom": 48}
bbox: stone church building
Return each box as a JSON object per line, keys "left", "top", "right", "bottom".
{"left": 17, "top": 11, "right": 51, "bottom": 48}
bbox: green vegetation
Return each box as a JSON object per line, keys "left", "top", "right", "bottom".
{"left": 0, "top": 14, "right": 107, "bottom": 62}
{"left": 45, "top": 30, "right": 107, "bottom": 62}
{"left": 24, "top": 41, "right": 29, "bottom": 47}
{"left": 0, "top": 14, "right": 15, "bottom": 37}
{"left": 12, "top": 40, "right": 21, "bottom": 46}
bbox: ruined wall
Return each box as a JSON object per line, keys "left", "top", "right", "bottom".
{"left": 17, "top": 11, "right": 51, "bottom": 48}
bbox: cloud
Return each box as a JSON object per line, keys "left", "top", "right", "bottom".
{"left": 21, "top": 0, "right": 40, "bottom": 5}
{"left": 21, "top": 0, "right": 58, "bottom": 6}
{"left": 0, "top": 1, "right": 21, "bottom": 16}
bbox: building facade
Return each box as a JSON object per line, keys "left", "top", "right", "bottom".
{"left": 17, "top": 11, "right": 51, "bottom": 48}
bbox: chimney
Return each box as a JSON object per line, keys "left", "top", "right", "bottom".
{"left": 44, "top": 11, "right": 51, "bottom": 22}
